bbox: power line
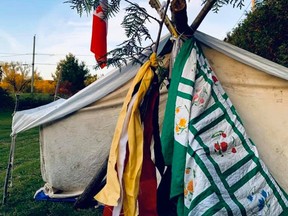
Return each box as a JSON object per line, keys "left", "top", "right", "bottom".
{"left": 36, "top": 63, "right": 96, "bottom": 67}
{"left": 231, "top": 1, "right": 252, "bottom": 31}
{"left": 0, "top": 54, "right": 31, "bottom": 57}
{"left": 0, "top": 61, "right": 96, "bottom": 67}
{"left": 36, "top": 53, "right": 92, "bottom": 57}
{"left": 0, "top": 52, "right": 93, "bottom": 57}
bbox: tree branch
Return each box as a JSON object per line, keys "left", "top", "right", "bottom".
{"left": 155, "top": 0, "right": 171, "bottom": 53}
{"left": 149, "top": 0, "right": 178, "bottom": 38}
{"left": 124, "top": 0, "right": 161, "bottom": 24}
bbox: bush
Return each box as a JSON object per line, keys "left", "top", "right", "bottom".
{"left": 16, "top": 93, "right": 54, "bottom": 111}
{"left": 226, "top": 0, "right": 288, "bottom": 68}
{"left": 0, "top": 88, "right": 14, "bottom": 111}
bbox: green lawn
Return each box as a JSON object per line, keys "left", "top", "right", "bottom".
{"left": 0, "top": 111, "right": 102, "bottom": 215}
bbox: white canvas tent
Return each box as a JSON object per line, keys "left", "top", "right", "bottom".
{"left": 10, "top": 31, "right": 288, "bottom": 198}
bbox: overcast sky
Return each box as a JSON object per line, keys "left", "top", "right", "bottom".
{"left": 0, "top": 0, "right": 252, "bottom": 79}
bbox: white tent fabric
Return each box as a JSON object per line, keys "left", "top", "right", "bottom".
{"left": 9, "top": 31, "right": 288, "bottom": 198}
{"left": 11, "top": 31, "right": 288, "bottom": 137}
{"left": 11, "top": 61, "right": 140, "bottom": 136}
{"left": 194, "top": 31, "right": 288, "bottom": 80}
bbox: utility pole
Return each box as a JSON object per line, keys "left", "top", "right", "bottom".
{"left": 0, "top": 65, "right": 3, "bottom": 80}
{"left": 31, "top": 35, "right": 36, "bottom": 93}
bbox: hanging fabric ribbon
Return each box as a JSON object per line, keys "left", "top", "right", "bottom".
{"left": 161, "top": 38, "right": 288, "bottom": 215}
{"left": 90, "top": 0, "right": 108, "bottom": 68}
{"left": 95, "top": 53, "right": 158, "bottom": 216}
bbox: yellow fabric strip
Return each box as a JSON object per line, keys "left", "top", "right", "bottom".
{"left": 95, "top": 53, "right": 157, "bottom": 216}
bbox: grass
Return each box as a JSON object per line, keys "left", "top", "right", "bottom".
{"left": 0, "top": 111, "right": 102, "bottom": 215}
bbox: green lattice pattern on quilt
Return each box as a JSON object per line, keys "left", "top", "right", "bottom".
{"left": 161, "top": 38, "right": 288, "bottom": 215}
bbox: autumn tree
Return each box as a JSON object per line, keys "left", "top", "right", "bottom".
{"left": 34, "top": 80, "right": 56, "bottom": 94}
{"left": 226, "top": 0, "right": 288, "bottom": 67}
{"left": 0, "top": 62, "right": 31, "bottom": 94}
{"left": 53, "top": 53, "right": 90, "bottom": 96}
{"left": 84, "top": 74, "right": 99, "bottom": 86}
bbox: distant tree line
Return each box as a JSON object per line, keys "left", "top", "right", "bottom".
{"left": 0, "top": 54, "right": 98, "bottom": 110}
{"left": 0, "top": 53, "right": 98, "bottom": 96}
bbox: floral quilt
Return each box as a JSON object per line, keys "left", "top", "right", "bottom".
{"left": 161, "top": 38, "right": 288, "bottom": 215}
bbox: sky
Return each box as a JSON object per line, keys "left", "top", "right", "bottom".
{"left": 0, "top": 0, "right": 252, "bottom": 80}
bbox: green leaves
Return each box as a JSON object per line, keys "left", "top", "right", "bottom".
{"left": 64, "top": 0, "right": 96, "bottom": 16}
{"left": 202, "top": 0, "right": 245, "bottom": 13}
{"left": 227, "top": 0, "right": 288, "bottom": 68}
{"left": 95, "top": 39, "right": 152, "bottom": 70}
{"left": 122, "top": 3, "right": 154, "bottom": 46}
{"left": 55, "top": 53, "right": 90, "bottom": 95}
{"left": 94, "top": 1, "right": 157, "bottom": 69}
{"left": 106, "top": 0, "right": 121, "bottom": 19}
{"left": 64, "top": 0, "right": 121, "bottom": 18}
{"left": 65, "top": 0, "right": 248, "bottom": 70}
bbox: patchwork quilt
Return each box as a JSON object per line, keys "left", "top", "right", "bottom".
{"left": 161, "top": 38, "right": 288, "bottom": 215}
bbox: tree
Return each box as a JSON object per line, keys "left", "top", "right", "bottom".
{"left": 225, "top": 0, "right": 288, "bottom": 67}
{"left": 34, "top": 80, "right": 56, "bottom": 94}
{"left": 65, "top": 0, "right": 245, "bottom": 69}
{"left": 84, "top": 74, "right": 99, "bottom": 86}
{"left": 53, "top": 53, "right": 90, "bottom": 95}
{"left": 0, "top": 62, "right": 31, "bottom": 94}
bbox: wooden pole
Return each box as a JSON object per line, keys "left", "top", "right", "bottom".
{"left": 149, "top": 0, "right": 178, "bottom": 38}
{"left": 154, "top": 0, "right": 172, "bottom": 53}
{"left": 31, "top": 35, "right": 36, "bottom": 93}
{"left": 2, "top": 94, "right": 20, "bottom": 205}
{"left": 2, "top": 135, "right": 17, "bottom": 205}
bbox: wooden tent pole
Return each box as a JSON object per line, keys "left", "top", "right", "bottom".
{"left": 154, "top": 0, "right": 173, "bottom": 53}
{"left": 2, "top": 135, "right": 17, "bottom": 205}
{"left": 149, "top": 0, "right": 217, "bottom": 40}
{"left": 149, "top": 0, "right": 178, "bottom": 38}
{"left": 2, "top": 94, "right": 20, "bottom": 205}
